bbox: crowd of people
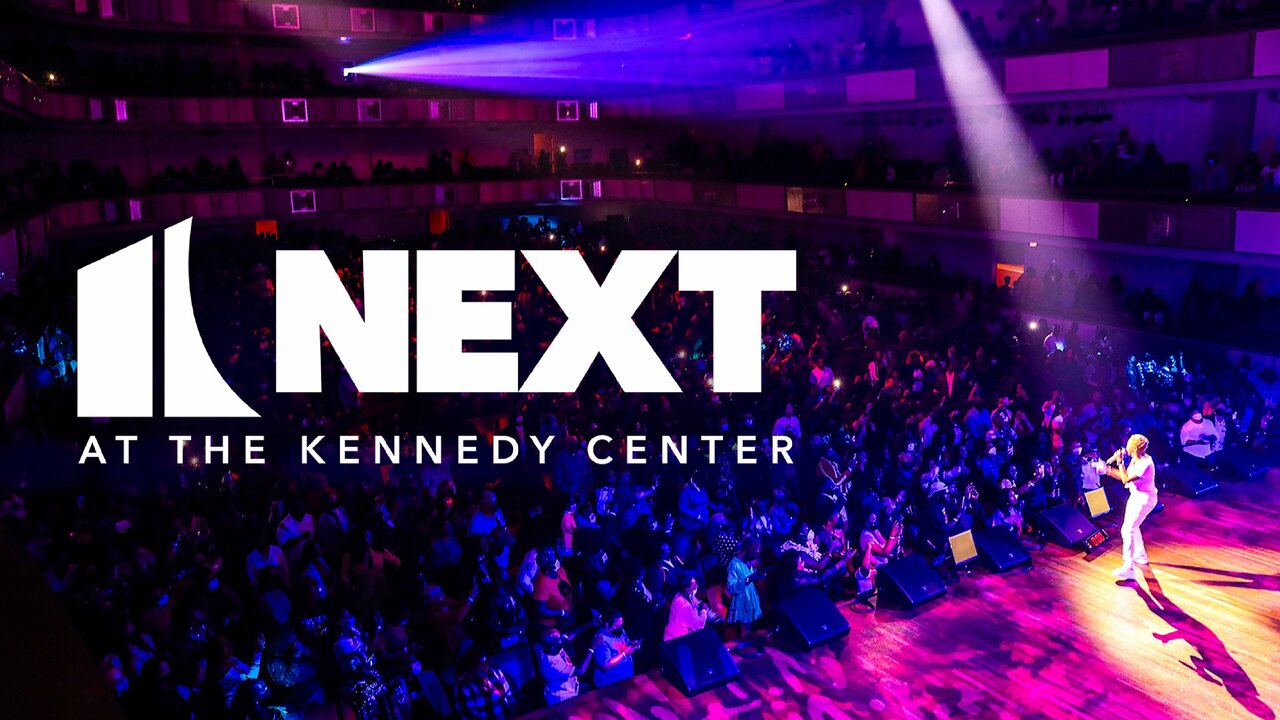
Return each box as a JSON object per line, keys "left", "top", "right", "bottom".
{"left": 746, "top": 0, "right": 1278, "bottom": 79}
{"left": 3, "top": 214, "right": 1278, "bottom": 720}
{"left": 657, "top": 124, "right": 1276, "bottom": 201}
{"left": 6, "top": 124, "right": 1277, "bottom": 225}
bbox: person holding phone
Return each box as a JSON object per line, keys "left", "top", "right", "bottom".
{"left": 586, "top": 608, "right": 638, "bottom": 688}
{"left": 726, "top": 536, "right": 764, "bottom": 649}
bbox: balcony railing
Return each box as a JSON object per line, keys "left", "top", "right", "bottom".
{"left": 2, "top": 177, "right": 1277, "bottom": 290}
{"left": 4, "top": 26, "right": 1278, "bottom": 128}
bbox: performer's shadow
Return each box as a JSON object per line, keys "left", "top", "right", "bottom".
{"left": 1155, "top": 563, "right": 1280, "bottom": 592}
{"left": 1131, "top": 567, "right": 1275, "bottom": 720}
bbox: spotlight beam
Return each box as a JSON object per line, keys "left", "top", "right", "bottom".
{"left": 920, "top": 0, "right": 1048, "bottom": 205}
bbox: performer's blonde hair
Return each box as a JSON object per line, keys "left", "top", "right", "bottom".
{"left": 1126, "top": 434, "right": 1150, "bottom": 457}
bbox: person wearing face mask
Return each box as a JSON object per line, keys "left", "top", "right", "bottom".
{"left": 725, "top": 534, "right": 764, "bottom": 624}
{"left": 989, "top": 491, "right": 1026, "bottom": 536}
{"left": 859, "top": 512, "right": 901, "bottom": 569}
{"left": 1180, "top": 407, "right": 1217, "bottom": 463}
{"left": 586, "top": 607, "right": 639, "bottom": 688}
{"left": 677, "top": 473, "right": 709, "bottom": 531}
{"left": 779, "top": 524, "right": 833, "bottom": 581}
{"left": 664, "top": 574, "right": 717, "bottom": 641}
{"left": 532, "top": 550, "right": 573, "bottom": 628}
{"left": 536, "top": 629, "right": 583, "bottom": 706}
{"left": 1063, "top": 442, "right": 1086, "bottom": 507}
{"left": 772, "top": 403, "right": 802, "bottom": 440}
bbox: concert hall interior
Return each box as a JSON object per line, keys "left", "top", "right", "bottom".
{"left": 1, "top": 0, "right": 1280, "bottom": 719}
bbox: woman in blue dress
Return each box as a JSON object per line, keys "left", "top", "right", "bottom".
{"left": 725, "top": 536, "right": 763, "bottom": 650}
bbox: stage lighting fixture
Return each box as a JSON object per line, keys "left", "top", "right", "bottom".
{"left": 1029, "top": 321, "right": 1039, "bottom": 331}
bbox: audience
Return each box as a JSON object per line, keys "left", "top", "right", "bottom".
{"left": 3, "top": 213, "right": 1278, "bottom": 719}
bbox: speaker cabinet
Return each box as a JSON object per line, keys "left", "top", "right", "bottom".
{"left": 777, "top": 588, "right": 851, "bottom": 650}
{"left": 659, "top": 628, "right": 739, "bottom": 696}
{"left": 877, "top": 554, "right": 946, "bottom": 609}
{"left": 1212, "top": 447, "right": 1269, "bottom": 482}
{"left": 1163, "top": 463, "right": 1219, "bottom": 497}
{"left": 1038, "top": 503, "right": 1097, "bottom": 548}
{"left": 973, "top": 527, "right": 1033, "bottom": 573}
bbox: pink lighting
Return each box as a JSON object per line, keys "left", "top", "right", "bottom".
{"left": 350, "top": 8, "right": 375, "bottom": 33}
{"left": 272, "top": 4, "right": 300, "bottom": 30}
{"left": 560, "top": 180, "right": 584, "bottom": 201}
{"left": 281, "top": 99, "right": 309, "bottom": 123}
{"left": 556, "top": 100, "right": 580, "bottom": 122}
{"left": 290, "top": 190, "right": 317, "bottom": 214}
{"left": 357, "top": 99, "right": 381, "bottom": 122}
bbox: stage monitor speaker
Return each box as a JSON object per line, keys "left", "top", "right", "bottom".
{"left": 1038, "top": 503, "right": 1097, "bottom": 548}
{"left": 777, "top": 588, "right": 851, "bottom": 650}
{"left": 1084, "top": 488, "right": 1111, "bottom": 518}
{"left": 973, "top": 527, "right": 1033, "bottom": 573}
{"left": 1212, "top": 447, "right": 1269, "bottom": 482}
{"left": 659, "top": 628, "right": 740, "bottom": 696}
{"left": 878, "top": 554, "right": 947, "bottom": 609}
{"left": 1163, "top": 463, "right": 1219, "bottom": 497}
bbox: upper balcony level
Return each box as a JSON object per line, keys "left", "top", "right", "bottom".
{"left": 4, "top": 23, "right": 1280, "bottom": 130}
{"left": 5, "top": 0, "right": 1279, "bottom": 106}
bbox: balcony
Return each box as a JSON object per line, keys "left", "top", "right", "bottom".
{"left": 4, "top": 26, "right": 1280, "bottom": 129}
{"left": 3, "top": 177, "right": 1278, "bottom": 274}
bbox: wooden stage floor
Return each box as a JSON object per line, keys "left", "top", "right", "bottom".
{"left": 535, "top": 472, "right": 1280, "bottom": 720}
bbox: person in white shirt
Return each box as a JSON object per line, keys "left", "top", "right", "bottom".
{"left": 810, "top": 357, "right": 835, "bottom": 390}
{"left": 1179, "top": 411, "right": 1217, "bottom": 462}
{"left": 663, "top": 575, "right": 714, "bottom": 641}
{"left": 1096, "top": 434, "right": 1157, "bottom": 582}
{"left": 276, "top": 501, "right": 315, "bottom": 549}
{"left": 1042, "top": 324, "right": 1065, "bottom": 356}
{"left": 245, "top": 530, "right": 289, "bottom": 591}
{"left": 536, "top": 629, "right": 581, "bottom": 706}
{"left": 772, "top": 403, "right": 802, "bottom": 440}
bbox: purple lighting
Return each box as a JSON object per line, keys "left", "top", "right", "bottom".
{"left": 348, "top": 9, "right": 859, "bottom": 96}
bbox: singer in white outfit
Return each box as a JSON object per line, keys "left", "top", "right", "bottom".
{"left": 1097, "top": 434, "right": 1158, "bottom": 581}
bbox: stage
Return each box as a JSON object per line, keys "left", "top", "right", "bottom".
{"left": 536, "top": 471, "right": 1280, "bottom": 720}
